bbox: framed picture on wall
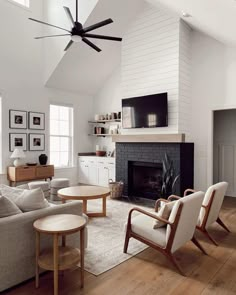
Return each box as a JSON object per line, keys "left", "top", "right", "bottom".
{"left": 29, "top": 134, "right": 45, "bottom": 151}
{"left": 9, "top": 110, "right": 27, "bottom": 129}
{"left": 9, "top": 133, "right": 27, "bottom": 152}
{"left": 28, "top": 112, "right": 45, "bottom": 130}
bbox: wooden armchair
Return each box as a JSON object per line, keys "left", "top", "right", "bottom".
{"left": 169, "top": 182, "right": 230, "bottom": 246}
{"left": 124, "top": 191, "right": 206, "bottom": 276}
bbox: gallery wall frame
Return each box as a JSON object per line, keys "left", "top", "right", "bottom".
{"left": 9, "top": 133, "right": 27, "bottom": 152}
{"left": 9, "top": 110, "right": 27, "bottom": 129}
{"left": 29, "top": 133, "right": 45, "bottom": 151}
{"left": 28, "top": 111, "right": 45, "bottom": 130}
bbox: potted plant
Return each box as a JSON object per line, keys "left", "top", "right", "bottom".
{"left": 161, "top": 153, "right": 180, "bottom": 198}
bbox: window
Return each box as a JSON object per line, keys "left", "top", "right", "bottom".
{"left": 50, "top": 104, "right": 74, "bottom": 168}
{"left": 12, "top": 0, "right": 29, "bottom": 7}
{"left": 8, "top": 0, "right": 30, "bottom": 8}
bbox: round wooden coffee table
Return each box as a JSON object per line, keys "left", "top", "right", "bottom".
{"left": 34, "top": 214, "right": 86, "bottom": 295}
{"left": 58, "top": 186, "right": 110, "bottom": 217}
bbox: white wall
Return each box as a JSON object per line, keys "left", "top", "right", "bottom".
{"left": 93, "top": 66, "right": 121, "bottom": 153}
{"left": 190, "top": 31, "right": 226, "bottom": 191}
{"left": 0, "top": 0, "right": 93, "bottom": 184}
{"left": 178, "top": 20, "right": 191, "bottom": 139}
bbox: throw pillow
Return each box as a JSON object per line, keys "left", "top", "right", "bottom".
{"left": 17, "top": 184, "right": 29, "bottom": 190}
{"left": 1, "top": 185, "right": 24, "bottom": 203}
{"left": 153, "top": 201, "right": 177, "bottom": 229}
{"left": 1, "top": 185, "right": 50, "bottom": 212}
{"left": 0, "top": 195, "right": 22, "bottom": 218}
{"left": 13, "top": 187, "right": 50, "bottom": 212}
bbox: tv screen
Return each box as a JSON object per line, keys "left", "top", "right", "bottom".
{"left": 122, "top": 92, "right": 168, "bottom": 128}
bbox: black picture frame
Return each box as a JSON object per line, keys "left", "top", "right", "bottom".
{"left": 29, "top": 133, "right": 45, "bottom": 151}
{"left": 9, "top": 133, "right": 27, "bottom": 152}
{"left": 28, "top": 112, "right": 45, "bottom": 130}
{"left": 9, "top": 110, "right": 27, "bottom": 129}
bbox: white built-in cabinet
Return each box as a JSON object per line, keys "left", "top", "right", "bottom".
{"left": 78, "top": 156, "right": 115, "bottom": 187}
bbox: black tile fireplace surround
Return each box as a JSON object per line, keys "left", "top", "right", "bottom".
{"left": 116, "top": 142, "right": 194, "bottom": 199}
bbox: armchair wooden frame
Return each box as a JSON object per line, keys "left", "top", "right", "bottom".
{"left": 124, "top": 199, "right": 207, "bottom": 276}
{"left": 169, "top": 189, "right": 230, "bottom": 246}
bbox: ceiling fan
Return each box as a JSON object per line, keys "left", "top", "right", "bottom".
{"left": 29, "top": 0, "right": 122, "bottom": 52}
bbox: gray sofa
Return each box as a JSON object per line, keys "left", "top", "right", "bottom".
{"left": 0, "top": 201, "right": 87, "bottom": 292}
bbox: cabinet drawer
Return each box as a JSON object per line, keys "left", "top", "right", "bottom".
{"left": 36, "top": 166, "right": 54, "bottom": 178}
{"left": 15, "top": 167, "right": 36, "bottom": 181}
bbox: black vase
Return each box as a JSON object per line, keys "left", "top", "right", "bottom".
{"left": 39, "top": 154, "right": 48, "bottom": 165}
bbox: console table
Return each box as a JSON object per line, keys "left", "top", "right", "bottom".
{"left": 7, "top": 165, "right": 54, "bottom": 186}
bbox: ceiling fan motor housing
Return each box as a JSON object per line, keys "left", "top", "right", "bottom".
{"left": 72, "top": 22, "right": 83, "bottom": 36}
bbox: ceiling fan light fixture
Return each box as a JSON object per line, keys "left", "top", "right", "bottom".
{"left": 71, "top": 35, "right": 82, "bottom": 43}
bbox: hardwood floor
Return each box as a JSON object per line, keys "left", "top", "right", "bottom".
{"left": 3, "top": 197, "right": 236, "bottom": 295}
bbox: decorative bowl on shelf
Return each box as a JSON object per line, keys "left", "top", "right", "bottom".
{"left": 96, "top": 151, "right": 106, "bottom": 157}
{"left": 26, "top": 162, "right": 38, "bottom": 166}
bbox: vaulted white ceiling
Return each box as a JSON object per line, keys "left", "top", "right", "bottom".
{"left": 150, "top": 0, "right": 236, "bottom": 46}
{"left": 47, "top": 0, "right": 236, "bottom": 96}
{"left": 46, "top": 0, "right": 145, "bottom": 95}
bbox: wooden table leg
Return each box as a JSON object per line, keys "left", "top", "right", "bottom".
{"left": 53, "top": 234, "right": 59, "bottom": 295}
{"left": 35, "top": 231, "right": 40, "bottom": 288}
{"left": 80, "top": 228, "right": 85, "bottom": 288}
{"left": 102, "top": 196, "right": 107, "bottom": 217}
{"left": 83, "top": 200, "right": 87, "bottom": 215}
{"left": 62, "top": 235, "right": 66, "bottom": 247}
{"left": 61, "top": 235, "right": 66, "bottom": 277}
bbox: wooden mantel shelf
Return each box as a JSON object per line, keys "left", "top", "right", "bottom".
{"left": 112, "top": 134, "right": 185, "bottom": 143}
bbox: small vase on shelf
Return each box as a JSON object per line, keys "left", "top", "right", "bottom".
{"left": 39, "top": 154, "right": 48, "bottom": 165}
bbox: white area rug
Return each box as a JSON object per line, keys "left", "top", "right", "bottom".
{"left": 84, "top": 199, "right": 150, "bottom": 276}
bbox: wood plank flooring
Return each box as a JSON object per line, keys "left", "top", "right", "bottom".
{"left": 2, "top": 197, "right": 236, "bottom": 295}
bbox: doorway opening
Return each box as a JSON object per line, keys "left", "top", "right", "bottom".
{"left": 213, "top": 109, "right": 236, "bottom": 196}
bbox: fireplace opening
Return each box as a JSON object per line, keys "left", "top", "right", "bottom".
{"left": 128, "top": 161, "right": 163, "bottom": 200}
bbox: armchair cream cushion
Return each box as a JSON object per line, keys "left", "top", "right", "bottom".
{"left": 167, "top": 192, "right": 204, "bottom": 253}
{"left": 132, "top": 213, "right": 167, "bottom": 248}
{"left": 198, "top": 182, "right": 228, "bottom": 228}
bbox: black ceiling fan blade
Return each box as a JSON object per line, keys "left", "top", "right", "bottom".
{"left": 35, "top": 34, "right": 70, "bottom": 39}
{"left": 29, "top": 18, "right": 71, "bottom": 33}
{"left": 83, "top": 18, "right": 113, "bottom": 33}
{"left": 63, "top": 6, "right": 75, "bottom": 28}
{"left": 84, "top": 33, "right": 122, "bottom": 42}
{"left": 64, "top": 40, "right": 74, "bottom": 51}
{"left": 82, "top": 38, "right": 101, "bottom": 52}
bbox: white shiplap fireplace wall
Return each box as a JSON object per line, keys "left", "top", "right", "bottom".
{"left": 93, "top": 2, "right": 191, "bottom": 153}
{"left": 121, "top": 2, "right": 191, "bottom": 136}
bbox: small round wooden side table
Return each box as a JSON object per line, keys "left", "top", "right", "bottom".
{"left": 33, "top": 214, "right": 86, "bottom": 295}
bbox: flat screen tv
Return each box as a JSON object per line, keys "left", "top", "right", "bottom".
{"left": 122, "top": 92, "right": 168, "bottom": 128}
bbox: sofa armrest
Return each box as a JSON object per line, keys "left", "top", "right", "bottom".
{"left": 0, "top": 201, "right": 86, "bottom": 292}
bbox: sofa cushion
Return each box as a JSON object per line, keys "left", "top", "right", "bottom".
{"left": 0, "top": 195, "right": 22, "bottom": 218}
{"left": 14, "top": 188, "right": 50, "bottom": 212}
{"left": 1, "top": 185, "right": 24, "bottom": 202}
{"left": 1, "top": 186, "right": 50, "bottom": 212}
{"left": 153, "top": 201, "right": 177, "bottom": 229}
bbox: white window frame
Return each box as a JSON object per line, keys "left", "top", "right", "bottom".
{"left": 49, "top": 103, "right": 74, "bottom": 169}
{"left": 7, "top": 0, "right": 30, "bottom": 10}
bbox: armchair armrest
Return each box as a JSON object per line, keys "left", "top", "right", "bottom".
{"left": 155, "top": 198, "right": 170, "bottom": 212}
{"left": 127, "top": 207, "right": 173, "bottom": 229}
{"left": 167, "top": 194, "right": 181, "bottom": 201}
{"left": 184, "top": 188, "right": 197, "bottom": 196}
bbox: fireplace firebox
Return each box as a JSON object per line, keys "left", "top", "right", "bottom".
{"left": 128, "top": 161, "right": 163, "bottom": 200}
{"left": 116, "top": 142, "right": 194, "bottom": 199}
